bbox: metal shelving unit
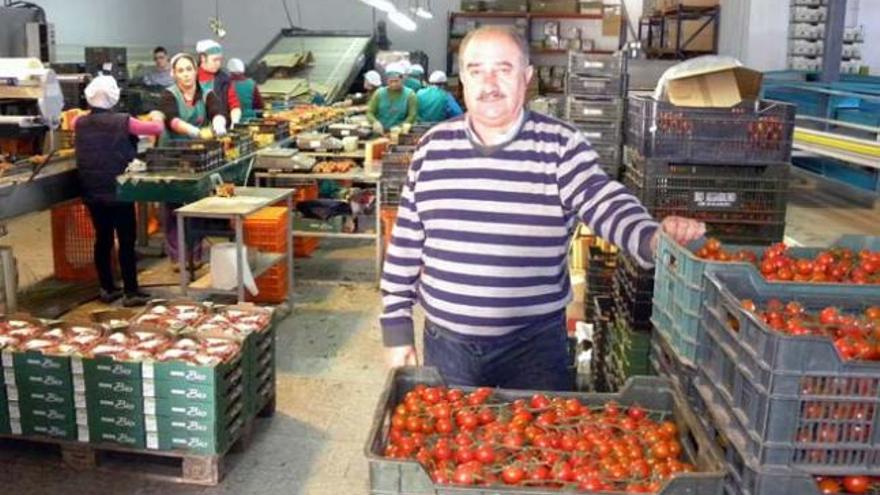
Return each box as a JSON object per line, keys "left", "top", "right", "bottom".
{"left": 638, "top": 5, "right": 719, "bottom": 60}
{"left": 447, "top": 6, "right": 627, "bottom": 100}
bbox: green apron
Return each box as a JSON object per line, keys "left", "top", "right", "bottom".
{"left": 161, "top": 85, "right": 209, "bottom": 144}
{"left": 376, "top": 87, "right": 414, "bottom": 130}
{"left": 417, "top": 86, "right": 449, "bottom": 123}
{"left": 233, "top": 79, "right": 257, "bottom": 120}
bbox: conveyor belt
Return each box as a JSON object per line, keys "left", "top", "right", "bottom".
{"left": 793, "top": 127, "right": 880, "bottom": 170}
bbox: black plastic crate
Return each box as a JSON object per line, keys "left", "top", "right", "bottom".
{"left": 695, "top": 267, "right": 880, "bottom": 475}
{"left": 617, "top": 252, "right": 655, "bottom": 295}
{"left": 612, "top": 281, "right": 653, "bottom": 332}
{"left": 565, "top": 97, "right": 623, "bottom": 122}
{"left": 145, "top": 140, "right": 224, "bottom": 173}
{"left": 573, "top": 119, "right": 621, "bottom": 147}
{"left": 623, "top": 152, "right": 789, "bottom": 245}
{"left": 566, "top": 75, "right": 624, "bottom": 97}
{"left": 367, "top": 367, "right": 726, "bottom": 495}
{"left": 568, "top": 52, "right": 624, "bottom": 78}
{"left": 590, "top": 295, "right": 613, "bottom": 392}
{"left": 627, "top": 95, "right": 796, "bottom": 164}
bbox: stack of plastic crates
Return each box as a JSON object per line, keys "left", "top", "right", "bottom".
{"left": 606, "top": 252, "right": 655, "bottom": 391}
{"left": 693, "top": 265, "right": 880, "bottom": 495}
{"left": 624, "top": 95, "right": 796, "bottom": 244}
{"left": 380, "top": 145, "right": 414, "bottom": 208}
{"left": 243, "top": 207, "right": 289, "bottom": 304}
{"left": 51, "top": 200, "right": 113, "bottom": 282}
{"left": 586, "top": 295, "right": 614, "bottom": 392}
{"left": 565, "top": 52, "right": 626, "bottom": 178}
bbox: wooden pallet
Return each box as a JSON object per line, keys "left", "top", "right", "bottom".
{"left": 0, "top": 398, "right": 275, "bottom": 486}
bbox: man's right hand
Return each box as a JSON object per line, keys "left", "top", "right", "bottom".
{"left": 386, "top": 345, "right": 418, "bottom": 368}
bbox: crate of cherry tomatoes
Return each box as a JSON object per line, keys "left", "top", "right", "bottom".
{"left": 651, "top": 233, "right": 880, "bottom": 370}
{"left": 366, "top": 367, "right": 726, "bottom": 495}
{"left": 622, "top": 147, "right": 789, "bottom": 245}
{"left": 626, "top": 96, "right": 796, "bottom": 164}
{"left": 708, "top": 408, "right": 880, "bottom": 495}
{"left": 694, "top": 266, "right": 880, "bottom": 474}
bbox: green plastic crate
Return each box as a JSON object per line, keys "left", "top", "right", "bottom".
{"left": 146, "top": 405, "right": 246, "bottom": 455}
{"left": 144, "top": 383, "right": 245, "bottom": 421}
{"left": 651, "top": 232, "right": 880, "bottom": 368}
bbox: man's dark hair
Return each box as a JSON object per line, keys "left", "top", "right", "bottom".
{"left": 153, "top": 46, "right": 167, "bottom": 56}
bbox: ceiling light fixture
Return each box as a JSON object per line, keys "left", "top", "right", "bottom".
{"left": 414, "top": 0, "right": 433, "bottom": 19}
{"left": 360, "top": 0, "right": 396, "bottom": 13}
{"left": 388, "top": 9, "right": 418, "bottom": 31}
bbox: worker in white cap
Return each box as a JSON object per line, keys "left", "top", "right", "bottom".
{"left": 195, "top": 39, "right": 241, "bottom": 127}
{"left": 416, "top": 70, "right": 463, "bottom": 123}
{"left": 364, "top": 70, "right": 382, "bottom": 96}
{"left": 366, "top": 62, "right": 418, "bottom": 135}
{"left": 227, "top": 58, "right": 263, "bottom": 121}
{"left": 405, "top": 63, "right": 425, "bottom": 92}
{"left": 74, "top": 75, "right": 165, "bottom": 307}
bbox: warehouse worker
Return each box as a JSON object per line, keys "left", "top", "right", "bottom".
{"left": 156, "top": 53, "right": 227, "bottom": 265}
{"left": 158, "top": 53, "right": 227, "bottom": 142}
{"left": 416, "top": 70, "right": 463, "bottom": 123}
{"left": 379, "top": 26, "right": 706, "bottom": 390}
{"left": 227, "top": 58, "right": 263, "bottom": 121}
{"left": 364, "top": 70, "right": 382, "bottom": 96}
{"left": 74, "top": 75, "right": 164, "bottom": 307}
{"left": 404, "top": 64, "right": 425, "bottom": 92}
{"left": 143, "top": 46, "right": 173, "bottom": 87}
{"left": 196, "top": 39, "right": 241, "bottom": 127}
{"left": 366, "top": 63, "right": 418, "bottom": 134}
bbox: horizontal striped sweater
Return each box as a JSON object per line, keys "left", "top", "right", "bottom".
{"left": 380, "top": 111, "right": 659, "bottom": 347}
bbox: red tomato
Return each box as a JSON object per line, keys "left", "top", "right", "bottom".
{"left": 501, "top": 465, "right": 525, "bottom": 485}
{"left": 842, "top": 476, "right": 870, "bottom": 494}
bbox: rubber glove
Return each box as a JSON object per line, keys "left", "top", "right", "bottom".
{"left": 372, "top": 121, "right": 384, "bottom": 135}
{"left": 212, "top": 115, "right": 228, "bottom": 137}
{"left": 198, "top": 127, "right": 214, "bottom": 140}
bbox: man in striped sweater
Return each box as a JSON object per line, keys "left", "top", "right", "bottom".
{"left": 380, "top": 26, "right": 705, "bottom": 390}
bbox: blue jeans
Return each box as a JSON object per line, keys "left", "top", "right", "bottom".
{"left": 423, "top": 312, "right": 572, "bottom": 391}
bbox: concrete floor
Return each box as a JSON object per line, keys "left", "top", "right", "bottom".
{"left": 0, "top": 168, "right": 877, "bottom": 494}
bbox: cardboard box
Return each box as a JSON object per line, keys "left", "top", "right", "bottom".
{"left": 579, "top": 1, "right": 603, "bottom": 15}
{"left": 664, "top": 19, "right": 716, "bottom": 52}
{"left": 529, "top": 0, "right": 578, "bottom": 13}
{"left": 664, "top": 63, "right": 763, "bottom": 108}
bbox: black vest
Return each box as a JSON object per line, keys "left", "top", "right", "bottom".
{"left": 74, "top": 111, "right": 137, "bottom": 203}
{"left": 212, "top": 69, "right": 232, "bottom": 119}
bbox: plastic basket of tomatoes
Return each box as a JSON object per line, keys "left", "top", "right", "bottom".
{"left": 695, "top": 266, "right": 880, "bottom": 473}
{"left": 711, "top": 411, "right": 880, "bottom": 495}
{"left": 365, "top": 367, "right": 727, "bottom": 495}
{"left": 651, "top": 233, "right": 880, "bottom": 369}
{"left": 622, "top": 148, "right": 789, "bottom": 245}
{"left": 626, "top": 96, "right": 796, "bottom": 164}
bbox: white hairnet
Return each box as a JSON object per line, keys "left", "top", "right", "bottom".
{"left": 409, "top": 64, "right": 425, "bottom": 75}
{"left": 385, "top": 63, "right": 405, "bottom": 78}
{"left": 84, "top": 75, "right": 120, "bottom": 109}
{"left": 428, "top": 70, "right": 447, "bottom": 84}
{"left": 364, "top": 70, "right": 382, "bottom": 87}
{"left": 196, "top": 39, "right": 222, "bottom": 55}
{"left": 227, "top": 58, "right": 245, "bottom": 74}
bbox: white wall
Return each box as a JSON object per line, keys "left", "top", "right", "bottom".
{"left": 743, "top": 0, "right": 789, "bottom": 71}
{"left": 32, "top": 0, "right": 184, "bottom": 62}
{"left": 859, "top": 1, "right": 880, "bottom": 74}
{"left": 180, "top": 0, "right": 462, "bottom": 73}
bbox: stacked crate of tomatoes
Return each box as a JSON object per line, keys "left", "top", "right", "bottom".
{"left": 650, "top": 232, "right": 880, "bottom": 495}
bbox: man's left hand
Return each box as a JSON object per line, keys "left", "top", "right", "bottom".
{"left": 650, "top": 216, "right": 706, "bottom": 255}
